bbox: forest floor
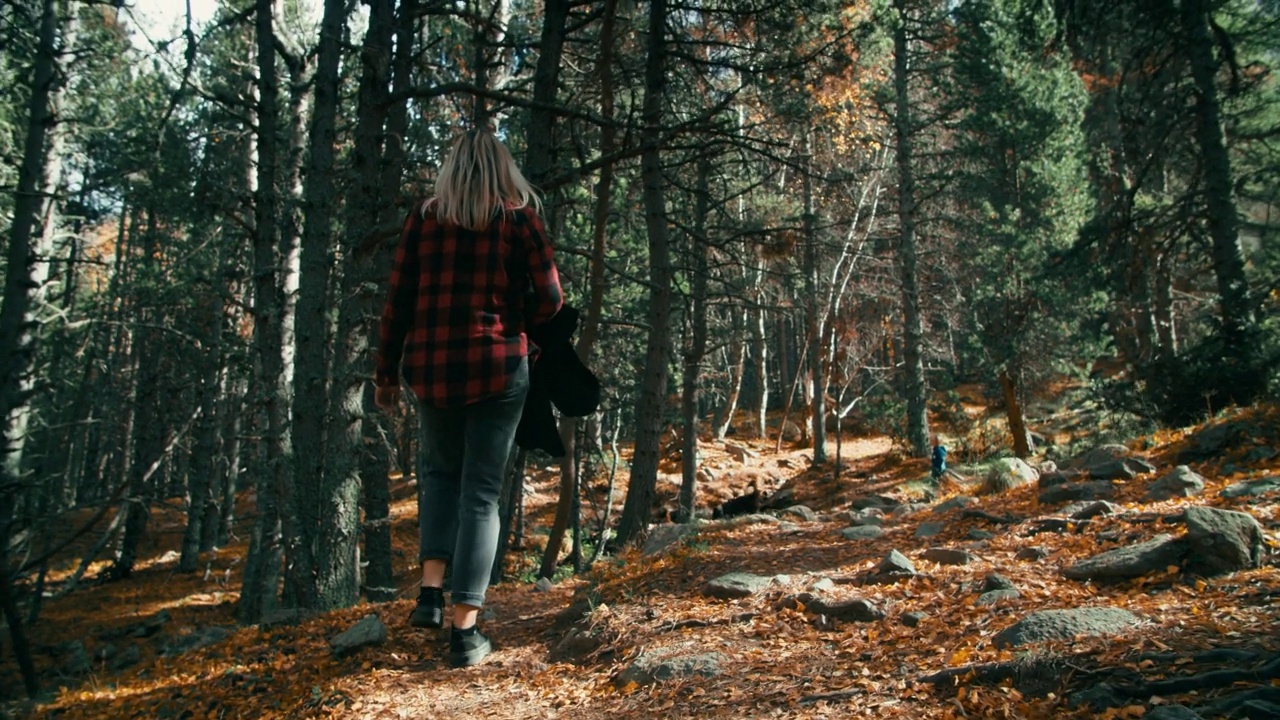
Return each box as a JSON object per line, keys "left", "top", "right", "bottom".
{"left": 3, "top": 399, "right": 1279, "bottom": 720}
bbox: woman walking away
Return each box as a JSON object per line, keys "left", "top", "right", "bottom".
{"left": 375, "top": 129, "right": 562, "bottom": 667}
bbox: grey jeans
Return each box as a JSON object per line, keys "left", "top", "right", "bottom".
{"left": 416, "top": 356, "right": 528, "bottom": 608}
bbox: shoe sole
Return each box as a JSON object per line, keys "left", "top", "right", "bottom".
{"left": 449, "top": 637, "right": 493, "bottom": 667}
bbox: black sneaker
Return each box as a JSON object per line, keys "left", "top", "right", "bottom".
{"left": 449, "top": 625, "right": 492, "bottom": 667}
{"left": 408, "top": 587, "right": 444, "bottom": 628}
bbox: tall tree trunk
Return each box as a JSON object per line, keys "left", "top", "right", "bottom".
{"left": 238, "top": 0, "right": 292, "bottom": 622}
{"left": 361, "top": 0, "right": 419, "bottom": 605}
{"left": 749, "top": 253, "right": 768, "bottom": 439}
{"left": 324, "top": 0, "right": 396, "bottom": 609}
{"left": 180, "top": 299, "right": 225, "bottom": 572}
{"left": 1154, "top": 250, "right": 1177, "bottom": 358}
{"left": 892, "top": 0, "right": 931, "bottom": 457}
{"left": 801, "top": 133, "right": 828, "bottom": 465}
{"left": 714, "top": 307, "right": 746, "bottom": 440}
{"left": 525, "top": 0, "right": 578, "bottom": 581}
{"left": 288, "top": 0, "right": 347, "bottom": 611}
{"left": 113, "top": 208, "right": 165, "bottom": 580}
{"left": 678, "top": 158, "right": 710, "bottom": 522}
{"left": 616, "top": 0, "right": 673, "bottom": 548}
{"left": 1180, "top": 0, "right": 1255, "bottom": 357}
{"left": 999, "top": 369, "right": 1031, "bottom": 459}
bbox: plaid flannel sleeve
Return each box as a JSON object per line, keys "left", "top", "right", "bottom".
{"left": 375, "top": 204, "right": 424, "bottom": 388}
{"left": 521, "top": 208, "right": 563, "bottom": 325}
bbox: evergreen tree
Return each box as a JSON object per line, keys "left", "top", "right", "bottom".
{"left": 952, "top": 0, "right": 1093, "bottom": 456}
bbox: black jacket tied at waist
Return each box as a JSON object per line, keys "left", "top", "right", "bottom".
{"left": 515, "top": 304, "right": 601, "bottom": 457}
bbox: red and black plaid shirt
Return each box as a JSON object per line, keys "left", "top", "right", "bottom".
{"left": 376, "top": 200, "right": 562, "bottom": 407}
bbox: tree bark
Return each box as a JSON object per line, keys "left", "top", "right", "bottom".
{"left": 287, "top": 0, "right": 348, "bottom": 611}
{"left": 238, "top": 0, "right": 292, "bottom": 622}
{"left": 317, "top": 0, "right": 396, "bottom": 611}
{"left": 998, "top": 369, "right": 1031, "bottom": 459}
{"left": 801, "top": 132, "right": 828, "bottom": 465}
{"left": 526, "top": 0, "right": 578, "bottom": 581}
{"left": 678, "top": 158, "right": 711, "bottom": 522}
{"left": 892, "top": 0, "right": 931, "bottom": 458}
{"left": 749, "top": 254, "right": 768, "bottom": 439}
{"left": 616, "top": 0, "right": 673, "bottom": 548}
{"left": 361, "top": 0, "right": 419, "bottom": 605}
{"left": 714, "top": 307, "right": 746, "bottom": 440}
{"left": 1180, "top": 0, "right": 1255, "bottom": 355}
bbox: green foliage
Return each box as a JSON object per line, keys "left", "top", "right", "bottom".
{"left": 1100, "top": 327, "right": 1278, "bottom": 427}
{"left": 951, "top": 0, "right": 1096, "bottom": 380}
{"left": 857, "top": 392, "right": 910, "bottom": 449}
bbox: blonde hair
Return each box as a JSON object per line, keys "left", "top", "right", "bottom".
{"left": 428, "top": 129, "right": 541, "bottom": 231}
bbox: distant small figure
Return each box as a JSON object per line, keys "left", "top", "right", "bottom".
{"left": 930, "top": 435, "right": 948, "bottom": 481}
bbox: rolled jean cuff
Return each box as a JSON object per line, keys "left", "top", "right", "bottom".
{"left": 418, "top": 552, "right": 451, "bottom": 565}
{"left": 451, "top": 590, "right": 485, "bottom": 608}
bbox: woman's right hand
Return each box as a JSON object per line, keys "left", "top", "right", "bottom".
{"left": 374, "top": 385, "right": 400, "bottom": 413}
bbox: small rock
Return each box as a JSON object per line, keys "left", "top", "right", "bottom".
{"left": 847, "top": 515, "right": 884, "bottom": 528}
{"left": 535, "top": 577, "right": 555, "bottom": 592}
{"left": 878, "top": 550, "right": 916, "bottom": 575}
{"left": 968, "top": 529, "right": 996, "bottom": 540}
{"left": 1063, "top": 535, "right": 1187, "bottom": 581}
{"left": 982, "top": 574, "right": 1016, "bottom": 592}
{"left": 1038, "top": 481, "right": 1116, "bottom": 505}
{"left": 1220, "top": 477, "right": 1280, "bottom": 500}
{"left": 1038, "top": 470, "right": 1085, "bottom": 489}
{"left": 724, "top": 443, "right": 759, "bottom": 463}
{"left": 780, "top": 505, "right": 818, "bottom": 522}
{"left": 921, "top": 548, "right": 974, "bottom": 566}
{"left": 1183, "top": 506, "right": 1265, "bottom": 576}
{"left": 703, "top": 572, "right": 772, "bottom": 599}
{"left": 1016, "top": 546, "right": 1050, "bottom": 561}
{"left": 1146, "top": 466, "right": 1206, "bottom": 501}
{"left": 550, "top": 627, "right": 604, "bottom": 662}
{"left": 259, "top": 608, "right": 310, "bottom": 628}
{"left": 641, "top": 522, "right": 700, "bottom": 556}
{"left": 617, "top": 652, "right": 726, "bottom": 687}
{"left": 841, "top": 525, "right": 884, "bottom": 541}
{"left": 109, "top": 645, "right": 142, "bottom": 671}
{"left": 976, "top": 589, "right": 1021, "bottom": 606}
{"left": 781, "top": 420, "right": 802, "bottom": 442}
{"left": 163, "top": 625, "right": 233, "bottom": 656}
{"left": 993, "top": 607, "right": 1142, "bottom": 648}
{"left": 933, "top": 496, "right": 977, "bottom": 515}
{"left": 328, "top": 615, "right": 387, "bottom": 657}
{"left": 1069, "top": 444, "right": 1131, "bottom": 470}
{"left": 1177, "top": 422, "right": 1246, "bottom": 463}
{"left": 132, "top": 609, "right": 172, "bottom": 638}
{"left": 723, "top": 513, "right": 780, "bottom": 527}
{"left": 1146, "top": 707, "right": 1205, "bottom": 720}
{"left": 810, "top": 578, "right": 836, "bottom": 592}
{"left": 157, "top": 550, "right": 181, "bottom": 564}
{"left": 914, "top": 521, "right": 946, "bottom": 539}
{"left": 850, "top": 495, "right": 897, "bottom": 511}
{"left": 981, "top": 458, "right": 1040, "bottom": 494}
{"left": 1026, "top": 517, "right": 1078, "bottom": 535}
{"left": 60, "top": 641, "right": 92, "bottom": 675}
{"left": 1090, "top": 457, "right": 1156, "bottom": 481}
{"left": 900, "top": 611, "right": 928, "bottom": 628}
{"left": 1070, "top": 501, "right": 1120, "bottom": 520}
{"left": 1243, "top": 446, "right": 1278, "bottom": 464}
{"left": 893, "top": 503, "right": 931, "bottom": 518}
{"left": 807, "top": 597, "right": 884, "bottom": 623}
{"left": 778, "top": 522, "right": 801, "bottom": 533}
